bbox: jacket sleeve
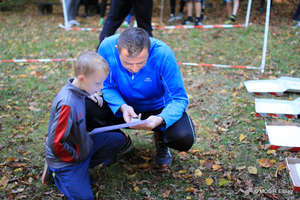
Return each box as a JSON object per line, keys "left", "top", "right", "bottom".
{"left": 157, "top": 48, "right": 188, "bottom": 129}
{"left": 98, "top": 39, "right": 127, "bottom": 115}
{"left": 49, "top": 104, "right": 80, "bottom": 162}
{"left": 102, "top": 72, "right": 127, "bottom": 115}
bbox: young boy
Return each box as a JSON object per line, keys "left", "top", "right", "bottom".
{"left": 42, "top": 51, "right": 131, "bottom": 200}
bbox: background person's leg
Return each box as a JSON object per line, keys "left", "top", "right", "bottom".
{"left": 293, "top": 2, "right": 300, "bottom": 21}
{"left": 99, "top": 0, "right": 108, "bottom": 18}
{"left": 169, "top": 0, "right": 177, "bottom": 21}
{"left": 70, "top": 0, "right": 81, "bottom": 20}
{"left": 232, "top": 0, "right": 239, "bottom": 16}
{"left": 132, "top": 0, "right": 153, "bottom": 37}
{"left": 225, "top": 0, "right": 233, "bottom": 18}
{"left": 98, "top": 0, "right": 131, "bottom": 44}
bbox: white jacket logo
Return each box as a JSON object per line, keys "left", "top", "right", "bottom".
{"left": 144, "top": 77, "right": 152, "bottom": 82}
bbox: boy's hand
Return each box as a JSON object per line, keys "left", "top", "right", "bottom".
{"left": 89, "top": 93, "right": 103, "bottom": 107}
{"left": 120, "top": 104, "right": 138, "bottom": 123}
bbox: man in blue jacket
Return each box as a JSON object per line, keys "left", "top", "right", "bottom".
{"left": 91, "top": 27, "right": 195, "bottom": 168}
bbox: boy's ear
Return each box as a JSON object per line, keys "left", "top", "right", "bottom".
{"left": 77, "top": 74, "right": 85, "bottom": 82}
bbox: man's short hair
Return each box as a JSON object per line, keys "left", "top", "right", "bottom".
{"left": 117, "top": 28, "right": 150, "bottom": 57}
{"left": 74, "top": 51, "right": 109, "bottom": 77}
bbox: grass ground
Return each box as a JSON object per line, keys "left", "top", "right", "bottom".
{"left": 0, "top": 1, "right": 300, "bottom": 199}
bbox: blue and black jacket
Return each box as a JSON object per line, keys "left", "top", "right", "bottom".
{"left": 98, "top": 34, "right": 188, "bottom": 129}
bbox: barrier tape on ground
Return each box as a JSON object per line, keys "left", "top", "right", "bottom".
{"left": 252, "top": 92, "right": 283, "bottom": 96}
{"left": 256, "top": 113, "right": 298, "bottom": 119}
{"left": 154, "top": 24, "right": 245, "bottom": 30}
{"left": 67, "top": 24, "right": 245, "bottom": 31}
{"left": 178, "top": 62, "right": 260, "bottom": 70}
{"left": 269, "top": 145, "right": 300, "bottom": 151}
{"left": 0, "top": 59, "right": 260, "bottom": 70}
{"left": 0, "top": 58, "right": 76, "bottom": 63}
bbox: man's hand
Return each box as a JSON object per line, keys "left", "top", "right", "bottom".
{"left": 89, "top": 93, "right": 103, "bottom": 107}
{"left": 133, "top": 115, "right": 164, "bottom": 130}
{"left": 120, "top": 104, "right": 138, "bottom": 123}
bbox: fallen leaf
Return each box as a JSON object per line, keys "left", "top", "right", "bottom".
{"left": 186, "top": 196, "right": 192, "bottom": 200}
{"left": 218, "top": 178, "right": 232, "bottom": 187}
{"left": 248, "top": 166, "right": 258, "bottom": 175}
{"left": 17, "top": 74, "right": 27, "bottom": 78}
{"left": 185, "top": 187, "right": 196, "bottom": 193}
{"left": 239, "top": 134, "right": 247, "bottom": 142}
{"left": 204, "top": 160, "right": 213, "bottom": 169}
{"left": 138, "top": 163, "right": 151, "bottom": 169}
{"left": 249, "top": 127, "right": 256, "bottom": 132}
{"left": 6, "top": 157, "right": 15, "bottom": 162}
{"left": 275, "top": 162, "right": 286, "bottom": 177}
{"left": 258, "top": 158, "right": 276, "bottom": 168}
{"left": 236, "top": 165, "right": 246, "bottom": 170}
{"left": 199, "top": 159, "right": 205, "bottom": 165}
{"left": 0, "top": 176, "right": 9, "bottom": 189}
{"left": 194, "top": 169, "right": 203, "bottom": 177}
{"left": 190, "top": 149, "right": 200, "bottom": 154}
{"left": 205, "top": 177, "right": 214, "bottom": 186}
{"left": 14, "top": 168, "right": 23, "bottom": 173}
{"left": 133, "top": 186, "right": 140, "bottom": 192}
{"left": 9, "top": 162, "right": 27, "bottom": 168}
{"left": 212, "top": 164, "right": 222, "bottom": 171}
{"left": 178, "top": 170, "right": 187, "bottom": 174}
{"left": 162, "top": 189, "right": 171, "bottom": 198}
{"left": 267, "top": 150, "right": 276, "bottom": 155}
{"left": 220, "top": 89, "right": 227, "bottom": 94}
{"left": 178, "top": 152, "right": 190, "bottom": 160}
{"left": 11, "top": 187, "right": 25, "bottom": 194}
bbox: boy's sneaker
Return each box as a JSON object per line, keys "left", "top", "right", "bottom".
{"left": 182, "top": 16, "right": 193, "bottom": 25}
{"left": 195, "top": 17, "right": 202, "bottom": 26}
{"left": 168, "top": 14, "right": 176, "bottom": 22}
{"left": 175, "top": 12, "right": 183, "bottom": 20}
{"left": 41, "top": 161, "right": 54, "bottom": 185}
{"left": 153, "top": 133, "right": 172, "bottom": 168}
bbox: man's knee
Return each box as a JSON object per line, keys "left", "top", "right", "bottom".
{"left": 164, "top": 112, "right": 196, "bottom": 151}
{"left": 167, "top": 130, "right": 195, "bottom": 151}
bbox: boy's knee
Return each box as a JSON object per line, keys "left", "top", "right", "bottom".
{"left": 110, "top": 132, "right": 127, "bottom": 149}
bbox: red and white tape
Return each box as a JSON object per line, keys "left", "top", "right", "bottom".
{"left": 154, "top": 24, "right": 245, "bottom": 30}
{"left": 0, "top": 59, "right": 260, "bottom": 70}
{"left": 0, "top": 58, "right": 76, "bottom": 63}
{"left": 71, "top": 27, "right": 102, "bottom": 31}
{"left": 269, "top": 145, "right": 300, "bottom": 151}
{"left": 256, "top": 113, "right": 298, "bottom": 119}
{"left": 178, "top": 62, "right": 260, "bottom": 70}
{"left": 252, "top": 92, "right": 283, "bottom": 96}
{"left": 68, "top": 24, "right": 245, "bottom": 31}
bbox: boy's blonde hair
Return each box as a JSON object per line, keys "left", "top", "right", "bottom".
{"left": 74, "top": 51, "right": 109, "bottom": 77}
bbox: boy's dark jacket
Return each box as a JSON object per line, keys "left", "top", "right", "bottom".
{"left": 45, "top": 79, "right": 93, "bottom": 168}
